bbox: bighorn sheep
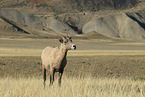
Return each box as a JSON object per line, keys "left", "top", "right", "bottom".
{"left": 41, "top": 35, "right": 76, "bottom": 87}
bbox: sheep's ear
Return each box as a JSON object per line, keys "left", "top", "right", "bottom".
{"left": 58, "top": 35, "right": 65, "bottom": 43}
{"left": 66, "top": 34, "right": 72, "bottom": 40}
{"left": 59, "top": 39, "right": 63, "bottom": 43}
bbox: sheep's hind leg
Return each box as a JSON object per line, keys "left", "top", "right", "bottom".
{"left": 42, "top": 66, "right": 47, "bottom": 88}
{"left": 49, "top": 68, "right": 55, "bottom": 87}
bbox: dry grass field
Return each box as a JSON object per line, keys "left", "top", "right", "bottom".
{"left": 0, "top": 37, "right": 145, "bottom": 97}
{"left": 0, "top": 77, "right": 145, "bottom": 97}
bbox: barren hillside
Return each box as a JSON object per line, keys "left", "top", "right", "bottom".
{"left": 1, "top": 0, "right": 145, "bottom": 39}
{"left": 0, "top": 0, "right": 138, "bottom": 13}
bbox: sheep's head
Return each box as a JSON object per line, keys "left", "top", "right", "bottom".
{"left": 59, "top": 35, "right": 76, "bottom": 50}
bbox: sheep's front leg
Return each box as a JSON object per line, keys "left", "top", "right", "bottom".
{"left": 58, "top": 69, "right": 64, "bottom": 87}
{"left": 49, "top": 68, "right": 55, "bottom": 86}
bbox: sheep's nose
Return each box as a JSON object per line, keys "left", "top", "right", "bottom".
{"left": 73, "top": 45, "right": 76, "bottom": 50}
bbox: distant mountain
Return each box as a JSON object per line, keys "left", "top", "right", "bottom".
{"left": 0, "top": 0, "right": 138, "bottom": 13}
{"left": 1, "top": 0, "right": 145, "bottom": 40}
{"left": 46, "top": 0, "right": 138, "bottom": 13}
{"left": 0, "top": 9, "right": 77, "bottom": 35}
{"left": 83, "top": 13, "right": 145, "bottom": 39}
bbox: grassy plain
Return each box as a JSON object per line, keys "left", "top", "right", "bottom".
{"left": 0, "top": 38, "right": 145, "bottom": 97}
{"left": 1, "top": 77, "right": 145, "bottom": 97}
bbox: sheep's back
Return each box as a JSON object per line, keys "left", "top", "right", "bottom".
{"left": 41, "top": 46, "right": 59, "bottom": 66}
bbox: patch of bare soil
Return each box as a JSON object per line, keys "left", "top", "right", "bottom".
{"left": 0, "top": 55, "right": 145, "bottom": 79}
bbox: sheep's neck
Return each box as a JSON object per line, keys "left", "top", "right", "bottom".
{"left": 58, "top": 44, "right": 68, "bottom": 63}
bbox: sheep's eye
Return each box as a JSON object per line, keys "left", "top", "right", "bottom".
{"left": 64, "top": 41, "right": 67, "bottom": 44}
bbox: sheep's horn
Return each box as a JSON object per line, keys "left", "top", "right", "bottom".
{"left": 59, "top": 35, "right": 65, "bottom": 40}
{"left": 66, "top": 34, "right": 70, "bottom": 39}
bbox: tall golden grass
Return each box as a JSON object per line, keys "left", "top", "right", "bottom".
{"left": 0, "top": 76, "right": 145, "bottom": 97}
